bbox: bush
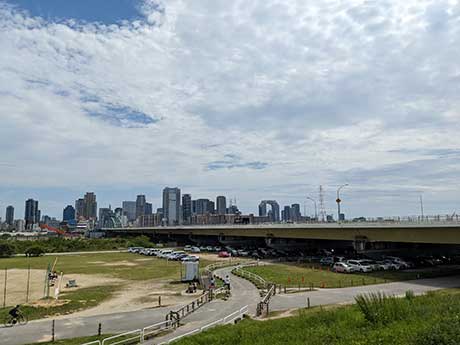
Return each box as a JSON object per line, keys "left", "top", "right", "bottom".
{"left": 25, "top": 245, "right": 45, "bottom": 257}
{"left": 128, "top": 235, "right": 153, "bottom": 248}
{"left": 0, "top": 242, "right": 15, "bottom": 257}
{"left": 355, "top": 292, "right": 409, "bottom": 324}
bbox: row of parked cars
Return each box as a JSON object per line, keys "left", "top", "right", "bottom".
{"left": 325, "top": 256, "right": 431, "bottom": 274}
{"left": 183, "top": 245, "right": 290, "bottom": 259}
{"left": 128, "top": 247, "right": 200, "bottom": 262}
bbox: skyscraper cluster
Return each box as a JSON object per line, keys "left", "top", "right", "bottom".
{"left": 1, "top": 187, "right": 313, "bottom": 233}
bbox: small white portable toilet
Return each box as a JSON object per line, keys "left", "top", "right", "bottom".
{"left": 182, "top": 261, "right": 199, "bottom": 281}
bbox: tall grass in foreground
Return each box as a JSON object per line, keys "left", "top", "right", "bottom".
{"left": 174, "top": 289, "right": 460, "bottom": 345}
{"left": 355, "top": 292, "right": 411, "bottom": 324}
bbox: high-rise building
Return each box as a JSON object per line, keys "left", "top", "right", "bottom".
{"left": 182, "top": 194, "right": 192, "bottom": 225}
{"left": 75, "top": 193, "right": 97, "bottom": 221}
{"left": 122, "top": 201, "right": 136, "bottom": 221}
{"left": 135, "top": 195, "right": 146, "bottom": 219}
{"left": 63, "top": 205, "right": 76, "bottom": 222}
{"left": 282, "top": 205, "right": 291, "bottom": 222}
{"left": 145, "top": 202, "right": 153, "bottom": 215}
{"left": 192, "top": 200, "right": 197, "bottom": 215}
{"left": 84, "top": 192, "right": 97, "bottom": 220}
{"left": 195, "top": 199, "right": 212, "bottom": 215}
{"left": 162, "top": 187, "right": 181, "bottom": 226}
{"left": 25, "top": 199, "right": 40, "bottom": 229}
{"left": 5, "top": 205, "right": 14, "bottom": 225}
{"left": 75, "top": 198, "right": 85, "bottom": 219}
{"left": 209, "top": 201, "right": 215, "bottom": 214}
{"left": 216, "top": 196, "right": 227, "bottom": 215}
{"left": 291, "top": 204, "right": 301, "bottom": 222}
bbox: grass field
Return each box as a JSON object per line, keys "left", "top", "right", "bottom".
{"left": 0, "top": 252, "right": 217, "bottom": 319}
{"left": 174, "top": 289, "right": 460, "bottom": 345}
{"left": 242, "top": 263, "right": 458, "bottom": 288}
{"left": 0, "top": 252, "right": 214, "bottom": 281}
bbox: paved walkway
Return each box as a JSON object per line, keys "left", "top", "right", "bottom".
{"left": 270, "top": 275, "right": 460, "bottom": 311}
{"left": 2, "top": 306, "right": 173, "bottom": 345}
{"left": 149, "top": 266, "right": 260, "bottom": 344}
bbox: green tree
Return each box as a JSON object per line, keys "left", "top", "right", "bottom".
{"left": 0, "top": 241, "right": 15, "bottom": 257}
{"left": 25, "top": 245, "right": 45, "bottom": 257}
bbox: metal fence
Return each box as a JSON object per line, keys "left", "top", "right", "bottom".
{"left": 160, "top": 305, "right": 249, "bottom": 345}
{"left": 81, "top": 320, "right": 171, "bottom": 345}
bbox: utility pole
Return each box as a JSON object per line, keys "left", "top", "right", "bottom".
{"left": 336, "top": 184, "right": 349, "bottom": 223}
{"left": 420, "top": 195, "right": 424, "bottom": 221}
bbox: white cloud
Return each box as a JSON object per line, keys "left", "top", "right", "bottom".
{"left": 0, "top": 0, "right": 460, "bottom": 218}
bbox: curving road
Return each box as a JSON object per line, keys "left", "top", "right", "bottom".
{"left": 270, "top": 275, "right": 460, "bottom": 311}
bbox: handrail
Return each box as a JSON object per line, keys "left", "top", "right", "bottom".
{"left": 101, "top": 329, "right": 141, "bottom": 345}
{"left": 142, "top": 320, "right": 171, "bottom": 340}
{"left": 160, "top": 305, "right": 248, "bottom": 344}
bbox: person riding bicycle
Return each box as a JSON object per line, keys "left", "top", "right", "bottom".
{"left": 9, "top": 305, "right": 21, "bottom": 319}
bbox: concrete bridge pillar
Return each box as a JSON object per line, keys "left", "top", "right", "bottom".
{"left": 353, "top": 236, "right": 368, "bottom": 252}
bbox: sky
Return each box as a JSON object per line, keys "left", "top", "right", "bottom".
{"left": 1, "top": 0, "right": 460, "bottom": 220}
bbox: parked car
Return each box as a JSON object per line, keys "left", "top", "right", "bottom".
{"left": 332, "top": 262, "right": 356, "bottom": 273}
{"left": 128, "top": 247, "right": 143, "bottom": 253}
{"left": 347, "top": 259, "right": 373, "bottom": 272}
{"left": 218, "top": 251, "right": 231, "bottom": 258}
{"left": 184, "top": 245, "right": 192, "bottom": 251}
{"left": 190, "top": 247, "right": 201, "bottom": 253}
{"left": 158, "top": 249, "right": 173, "bottom": 258}
{"left": 181, "top": 255, "right": 200, "bottom": 262}
{"left": 320, "top": 257, "right": 335, "bottom": 266}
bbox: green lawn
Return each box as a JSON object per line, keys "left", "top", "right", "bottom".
{"left": 174, "top": 289, "right": 460, "bottom": 345}
{"left": 0, "top": 252, "right": 215, "bottom": 281}
{"left": 242, "top": 263, "right": 459, "bottom": 288}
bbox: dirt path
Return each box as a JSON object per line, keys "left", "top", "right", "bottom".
{"left": 65, "top": 279, "right": 197, "bottom": 318}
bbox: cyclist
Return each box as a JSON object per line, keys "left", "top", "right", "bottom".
{"left": 9, "top": 305, "right": 21, "bottom": 320}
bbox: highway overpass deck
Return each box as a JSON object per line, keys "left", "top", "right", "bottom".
{"left": 104, "top": 222, "right": 460, "bottom": 245}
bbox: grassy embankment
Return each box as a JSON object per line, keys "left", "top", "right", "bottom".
{"left": 174, "top": 289, "right": 460, "bottom": 345}
{"left": 241, "top": 263, "right": 459, "bottom": 289}
{"left": 0, "top": 252, "right": 215, "bottom": 320}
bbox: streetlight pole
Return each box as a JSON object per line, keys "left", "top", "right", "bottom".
{"left": 336, "top": 184, "right": 349, "bottom": 222}
{"left": 306, "top": 197, "right": 317, "bottom": 221}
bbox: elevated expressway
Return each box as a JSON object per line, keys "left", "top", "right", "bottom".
{"left": 104, "top": 223, "right": 460, "bottom": 252}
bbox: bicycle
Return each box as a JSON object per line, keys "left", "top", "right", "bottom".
{"left": 3, "top": 313, "right": 28, "bottom": 327}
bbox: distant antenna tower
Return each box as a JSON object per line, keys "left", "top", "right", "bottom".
{"left": 319, "top": 185, "right": 326, "bottom": 222}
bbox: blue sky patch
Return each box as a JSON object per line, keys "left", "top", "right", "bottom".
{"left": 5, "top": 0, "right": 144, "bottom": 24}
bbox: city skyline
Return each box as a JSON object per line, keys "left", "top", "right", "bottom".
{"left": 0, "top": 184, "right": 453, "bottom": 223}
{"left": 1, "top": 1, "right": 459, "bottom": 220}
